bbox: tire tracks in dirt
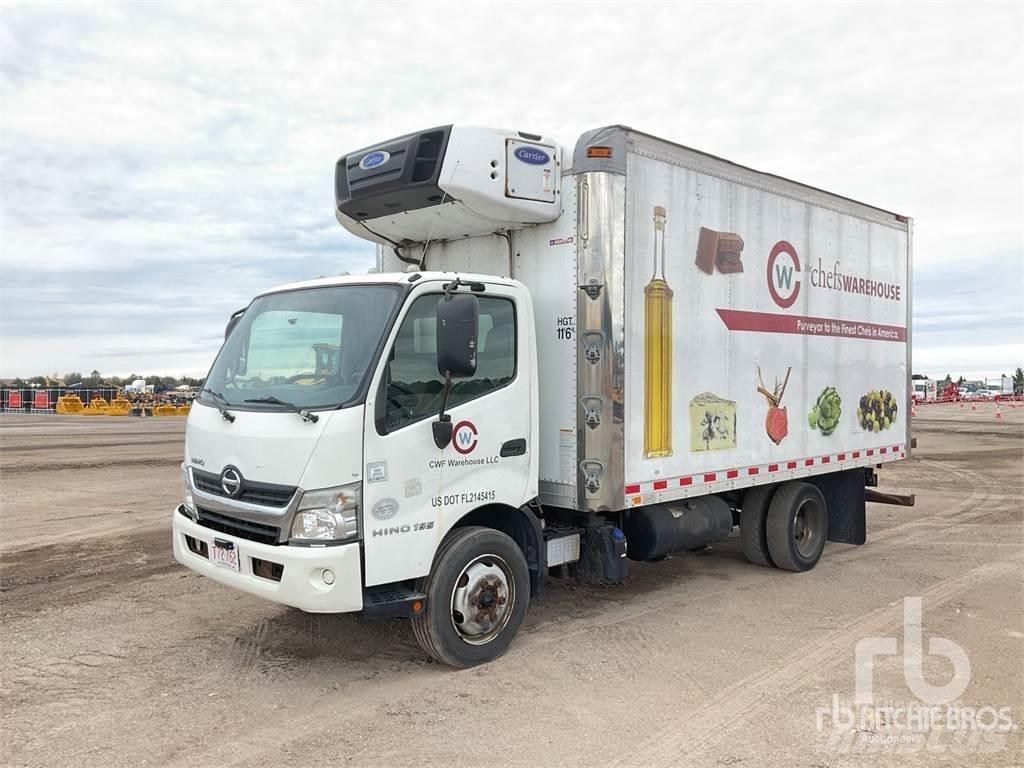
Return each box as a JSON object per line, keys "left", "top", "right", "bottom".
{"left": 625, "top": 553, "right": 1024, "bottom": 767}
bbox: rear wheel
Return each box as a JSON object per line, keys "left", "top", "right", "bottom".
{"left": 766, "top": 481, "right": 828, "bottom": 572}
{"left": 411, "top": 526, "right": 529, "bottom": 667}
{"left": 739, "top": 484, "right": 777, "bottom": 567}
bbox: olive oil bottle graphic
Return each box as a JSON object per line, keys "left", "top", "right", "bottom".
{"left": 644, "top": 205, "right": 673, "bottom": 458}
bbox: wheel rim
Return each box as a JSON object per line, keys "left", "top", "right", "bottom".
{"left": 450, "top": 554, "right": 515, "bottom": 646}
{"left": 793, "top": 498, "right": 825, "bottom": 558}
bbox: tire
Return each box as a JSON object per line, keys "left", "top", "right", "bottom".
{"left": 739, "top": 484, "right": 777, "bottom": 567}
{"left": 765, "top": 481, "right": 828, "bottom": 572}
{"left": 411, "top": 526, "right": 530, "bottom": 668}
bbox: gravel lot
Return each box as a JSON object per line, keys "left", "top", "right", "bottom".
{"left": 2, "top": 405, "right": 1021, "bottom": 767}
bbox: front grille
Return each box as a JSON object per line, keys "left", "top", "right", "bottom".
{"left": 195, "top": 508, "right": 282, "bottom": 545}
{"left": 191, "top": 469, "right": 295, "bottom": 508}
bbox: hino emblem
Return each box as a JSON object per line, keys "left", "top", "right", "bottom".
{"left": 220, "top": 467, "right": 242, "bottom": 497}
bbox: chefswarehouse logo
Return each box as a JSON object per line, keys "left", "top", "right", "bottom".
{"left": 767, "top": 240, "right": 902, "bottom": 309}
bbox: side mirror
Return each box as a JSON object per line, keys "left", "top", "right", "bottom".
{"left": 433, "top": 293, "right": 479, "bottom": 448}
{"left": 436, "top": 293, "right": 478, "bottom": 378}
{"left": 225, "top": 308, "right": 246, "bottom": 340}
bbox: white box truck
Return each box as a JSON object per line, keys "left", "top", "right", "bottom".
{"left": 173, "top": 125, "right": 912, "bottom": 666}
{"left": 912, "top": 377, "right": 937, "bottom": 403}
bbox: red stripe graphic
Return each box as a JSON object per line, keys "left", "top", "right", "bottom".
{"left": 625, "top": 444, "right": 905, "bottom": 498}
{"left": 717, "top": 309, "right": 906, "bottom": 343}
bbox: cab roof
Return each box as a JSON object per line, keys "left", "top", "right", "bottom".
{"left": 259, "top": 270, "right": 520, "bottom": 297}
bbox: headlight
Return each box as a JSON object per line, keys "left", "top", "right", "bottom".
{"left": 181, "top": 463, "right": 196, "bottom": 517}
{"left": 290, "top": 483, "right": 360, "bottom": 544}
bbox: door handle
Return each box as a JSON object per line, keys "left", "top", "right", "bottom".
{"left": 500, "top": 438, "right": 527, "bottom": 457}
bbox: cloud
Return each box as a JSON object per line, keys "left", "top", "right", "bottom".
{"left": 1, "top": 2, "right": 1022, "bottom": 377}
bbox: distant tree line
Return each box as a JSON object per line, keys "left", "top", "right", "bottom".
{"left": 6, "top": 370, "right": 205, "bottom": 391}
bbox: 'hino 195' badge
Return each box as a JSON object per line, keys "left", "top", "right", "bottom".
{"left": 220, "top": 467, "right": 242, "bottom": 497}
{"left": 359, "top": 150, "right": 390, "bottom": 170}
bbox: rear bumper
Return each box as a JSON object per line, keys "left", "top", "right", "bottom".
{"left": 172, "top": 506, "right": 363, "bottom": 613}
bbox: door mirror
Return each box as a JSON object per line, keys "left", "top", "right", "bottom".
{"left": 432, "top": 292, "right": 479, "bottom": 449}
{"left": 225, "top": 308, "right": 246, "bottom": 340}
{"left": 436, "top": 293, "right": 478, "bottom": 378}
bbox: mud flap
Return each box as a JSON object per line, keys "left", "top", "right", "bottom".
{"left": 807, "top": 468, "right": 866, "bottom": 545}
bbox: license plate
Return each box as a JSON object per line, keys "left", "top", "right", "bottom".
{"left": 211, "top": 539, "right": 240, "bottom": 572}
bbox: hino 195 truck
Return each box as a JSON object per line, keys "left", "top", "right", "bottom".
{"left": 173, "top": 125, "right": 913, "bottom": 667}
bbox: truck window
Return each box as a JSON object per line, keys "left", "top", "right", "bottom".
{"left": 202, "top": 284, "right": 400, "bottom": 411}
{"left": 384, "top": 294, "right": 516, "bottom": 431}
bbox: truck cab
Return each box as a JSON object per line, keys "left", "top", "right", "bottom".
{"left": 174, "top": 270, "right": 545, "bottom": 665}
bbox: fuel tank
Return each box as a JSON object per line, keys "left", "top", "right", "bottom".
{"left": 622, "top": 496, "right": 733, "bottom": 561}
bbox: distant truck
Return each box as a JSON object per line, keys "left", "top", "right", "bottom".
{"left": 123, "top": 379, "right": 155, "bottom": 395}
{"left": 173, "top": 125, "right": 912, "bottom": 666}
{"left": 984, "top": 376, "right": 1014, "bottom": 396}
{"left": 912, "top": 378, "right": 937, "bottom": 403}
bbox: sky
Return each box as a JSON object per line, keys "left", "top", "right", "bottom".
{"left": 1, "top": 1, "right": 1022, "bottom": 381}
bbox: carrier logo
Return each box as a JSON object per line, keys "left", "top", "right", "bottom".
{"left": 359, "top": 150, "right": 390, "bottom": 170}
{"left": 452, "top": 420, "right": 479, "bottom": 454}
{"left": 220, "top": 466, "right": 242, "bottom": 497}
{"left": 767, "top": 240, "right": 801, "bottom": 308}
{"left": 513, "top": 146, "right": 550, "bottom": 165}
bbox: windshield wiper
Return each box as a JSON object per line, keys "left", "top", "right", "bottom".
{"left": 244, "top": 395, "right": 320, "bottom": 423}
{"left": 202, "top": 388, "right": 236, "bottom": 423}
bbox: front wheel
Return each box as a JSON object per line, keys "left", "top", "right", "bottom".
{"left": 411, "top": 526, "right": 530, "bottom": 667}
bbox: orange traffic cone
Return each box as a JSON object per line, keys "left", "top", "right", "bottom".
{"left": 996, "top": 405, "right": 1002, "bottom": 419}
{"left": 972, "top": 404, "right": 976, "bottom": 411}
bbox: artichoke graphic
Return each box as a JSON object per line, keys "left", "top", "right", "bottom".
{"left": 808, "top": 387, "right": 841, "bottom": 436}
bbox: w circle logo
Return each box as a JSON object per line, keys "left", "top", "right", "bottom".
{"left": 767, "top": 240, "right": 801, "bottom": 308}
{"left": 452, "top": 420, "right": 478, "bottom": 454}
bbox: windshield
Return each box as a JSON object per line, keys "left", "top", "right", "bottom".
{"left": 202, "top": 284, "right": 401, "bottom": 410}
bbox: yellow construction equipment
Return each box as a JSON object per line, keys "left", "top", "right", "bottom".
{"left": 107, "top": 397, "right": 131, "bottom": 416}
{"left": 56, "top": 395, "right": 85, "bottom": 414}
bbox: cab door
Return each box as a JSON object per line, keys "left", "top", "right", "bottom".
{"left": 361, "top": 281, "right": 534, "bottom": 587}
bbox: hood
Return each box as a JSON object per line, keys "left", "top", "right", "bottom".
{"left": 185, "top": 401, "right": 363, "bottom": 490}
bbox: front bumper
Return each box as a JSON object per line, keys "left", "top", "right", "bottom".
{"left": 172, "top": 505, "right": 363, "bottom": 613}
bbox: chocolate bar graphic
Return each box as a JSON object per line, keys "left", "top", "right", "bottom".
{"left": 696, "top": 227, "right": 745, "bottom": 274}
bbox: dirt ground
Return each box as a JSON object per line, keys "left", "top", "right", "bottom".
{"left": 1, "top": 405, "right": 1021, "bottom": 767}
